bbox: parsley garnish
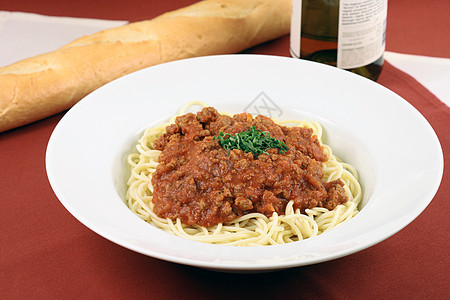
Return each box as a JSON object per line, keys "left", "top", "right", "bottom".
{"left": 214, "top": 126, "right": 289, "bottom": 157}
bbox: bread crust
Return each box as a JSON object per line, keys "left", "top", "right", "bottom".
{"left": 0, "top": 0, "right": 291, "bottom": 132}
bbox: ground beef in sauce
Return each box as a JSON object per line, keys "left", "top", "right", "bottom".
{"left": 151, "top": 107, "right": 348, "bottom": 228}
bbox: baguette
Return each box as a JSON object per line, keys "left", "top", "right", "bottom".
{"left": 0, "top": 0, "right": 291, "bottom": 132}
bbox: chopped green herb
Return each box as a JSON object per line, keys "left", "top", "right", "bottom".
{"left": 214, "top": 126, "right": 289, "bottom": 157}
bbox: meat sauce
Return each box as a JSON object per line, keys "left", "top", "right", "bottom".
{"left": 152, "top": 107, "right": 347, "bottom": 228}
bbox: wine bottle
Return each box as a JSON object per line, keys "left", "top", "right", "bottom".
{"left": 290, "top": 0, "right": 387, "bottom": 81}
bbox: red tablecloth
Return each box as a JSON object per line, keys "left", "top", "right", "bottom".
{"left": 1, "top": 0, "right": 449, "bottom": 299}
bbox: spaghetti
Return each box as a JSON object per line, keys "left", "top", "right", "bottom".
{"left": 125, "top": 102, "right": 362, "bottom": 246}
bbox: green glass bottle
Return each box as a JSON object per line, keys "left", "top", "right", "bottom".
{"left": 290, "top": 0, "right": 387, "bottom": 81}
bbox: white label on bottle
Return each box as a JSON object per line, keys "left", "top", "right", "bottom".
{"left": 290, "top": 0, "right": 302, "bottom": 58}
{"left": 337, "top": 0, "right": 387, "bottom": 69}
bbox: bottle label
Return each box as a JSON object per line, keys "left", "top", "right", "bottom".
{"left": 337, "top": 0, "right": 387, "bottom": 69}
{"left": 290, "top": 0, "right": 302, "bottom": 59}
{"left": 290, "top": 0, "right": 387, "bottom": 69}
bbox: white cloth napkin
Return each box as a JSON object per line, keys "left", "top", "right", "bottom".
{"left": 1, "top": 11, "right": 449, "bottom": 106}
{"left": 384, "top": 52, "right": 450, "bottom": 106}
{"left": 0, "top": 11, "right": 127, "bottom": 66}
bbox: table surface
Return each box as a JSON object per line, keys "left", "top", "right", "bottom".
{"left": 1, "top": 0, "right": 449, "bottom": 299}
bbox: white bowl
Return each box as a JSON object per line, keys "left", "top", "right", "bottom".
{"left": 46, "top": 54, "right": 443, "bottom": 272}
